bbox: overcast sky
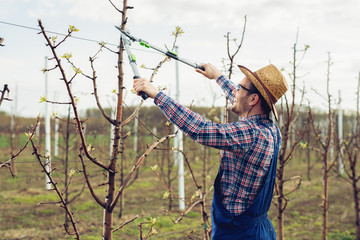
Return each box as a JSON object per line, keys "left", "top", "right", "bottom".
{"left": 1, "top": 0, "right": 359, "bottom": 117}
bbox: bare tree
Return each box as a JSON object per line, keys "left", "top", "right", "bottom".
{"left": 222, "top": 15, "right": 247, "bottom": 123}
{"left": 158, "top": 149, "right": 212, "bottom": 240}
{"left": 273, "top": 30, "right": 308, "bottom": 240}
{"left": 342, "top": 72, "right": 360, "bottom": 239}
{"left": 308, "top": 52, "right": 337, "bottom": 240}
{"left": 36, "top": 1, "right": 179, "bottom": 239}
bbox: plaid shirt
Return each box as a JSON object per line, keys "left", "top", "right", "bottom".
{"left": 154, "top": 75, "right": 280, "bottom": 216}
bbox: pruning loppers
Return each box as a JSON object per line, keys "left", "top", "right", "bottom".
{"left": 116, "top": 26, "right": 205, "bottom": 100}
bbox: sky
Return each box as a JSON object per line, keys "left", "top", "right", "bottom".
{"left": 1, "top": 0, "right": 359, "bottom": 118}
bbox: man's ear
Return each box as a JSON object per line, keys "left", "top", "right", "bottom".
{"left": 249, "top": 94, "right": 260, "bottom": 106}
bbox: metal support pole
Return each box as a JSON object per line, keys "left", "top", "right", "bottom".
{"left": 177, "top": 130, "right": 185, "bottom": 210}
{"left": 174, "top": 46, "right": 185, "bottom": 210}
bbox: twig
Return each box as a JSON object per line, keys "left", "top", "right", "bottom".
{"left": 30, "top": 140, "right": 80, "bottom": 239}
{"left": 38, "top": 19, "right": 109, "bottom": 171}
{"left": 0, "top": 118, "right": 40, "bottom": 175}
{"left": 283, "top": 176, "right": 302, "bottom": 197}
{"left": 88, "top": 55, "right": 116, "bottom": 125}
{"left": 226, "top": 15, "right": 247, "bottom": 80}
{"left": 110, "top": 134, "right": 176, "bottom": 211}
{"left": 45, "top": 100, "right": 71, "bottom": 105}
{"left": 0, "top": 84, "right": 10, "bottom": 106}
{"left": 112, "top": 215, "right": 138, "bottom": 233}
{"left": 108, "top": 0, "right": 123, "bottom": 13}
{"left": 153, "top": 169, "right": 186, "bottom": 204}
{"left": 67, "top": 183, "right": 86, "bottom": 205}
{"left": 78, "top": 149, "right": 106, "bottom": 208}
{"left": 122, "top": 101, "right": 160, "bottom": 138}
{"left": 138, "top": 220, "right": 157, "bottom": 240}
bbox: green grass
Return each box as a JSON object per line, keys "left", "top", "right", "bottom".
{"left": 329, "top": 230, "right": 356, "bottom": 240}
{"left": 10, "top": 191, "right": 59, "bottom": 204}
{"left": 0, "top": 135, "right": 10, "bottom": 148}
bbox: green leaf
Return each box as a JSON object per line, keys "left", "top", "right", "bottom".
{"left": 299, "top": 141, "right": 308, "bottom": 149}
{"left": 39, "top": 94, "right": 47, "bottom": 103}
{"left": 24, "top": 132, "right": 34, "bottom": 140}
{"left": 72, "top": 66, "right": 82, "bottom": 74}
{"left": 69, "top": 25, "right": 79, "bottom": 32}
{"left": 172, "top": 26, "right": 184, "bottom": 37}
{"left": 51, "top": 36, "right": 58, "bottom": 43}
{"left": 162, "top": 192, "right": 170, "bottom": 199}
{"left": 61, "top": 52, "right": 72, "bottom": 60}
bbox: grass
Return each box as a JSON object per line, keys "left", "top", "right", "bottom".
{"left": 0, "top": 137, "right": 359, "bottom": 239}
{"left": 9, "top": 190, "right": 59, "bottom": 204}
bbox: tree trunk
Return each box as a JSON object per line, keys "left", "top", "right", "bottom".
{"left": 277, "top": 164, "right": 284, "bottom": 240}
{"left": 322, "top": 154, "right": 328, "bottom": 240}
{"left": 64, "top": 104, "right": 71, "bottom": 228}
{"left": 118, "top": 126, "right": 125, "bottom": 219}
{"left": 103, "top": 125, "right": 121, "bottom": 239}
{"left": 103, "top": 1, "right": 129, "bottom": 238}
{"left": 352, "top": 172, "right": 360, "bottom": 240}
{"left": 306, "top": 119, "right": 311, "bottom": 181}
{"left": 277, "top": 122, "right": 289, "bottom": 240}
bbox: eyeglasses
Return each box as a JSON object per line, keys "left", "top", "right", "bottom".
{"left": 236, "top": 83, "right": 257, "bottom": 93}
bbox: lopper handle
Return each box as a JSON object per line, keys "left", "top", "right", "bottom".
{"left": 195, "top": 64, "right": 205, "bottom": 71}
{"left": 134, "top": 76, "right": 149, "bottom": 100}
{"left": 140, "top": 91, "right": 149, "bottom": 100}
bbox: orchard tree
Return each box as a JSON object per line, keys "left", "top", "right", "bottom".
{"left": 36, "top": 1, "right": 177, "bottom": 239}
{"left": 274, "top": 30, "right": 308, "bottom": 240}
{"left": 308, "top": 52, "right": 337, "bottom": 240}
{"left": 342, "top": 72, "right": 360, "bottom": 239}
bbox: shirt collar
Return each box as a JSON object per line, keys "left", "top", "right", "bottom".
{"left": 242, "top": 114, "right": 270, "bottom": 122}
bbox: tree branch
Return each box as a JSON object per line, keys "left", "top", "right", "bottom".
{"left": 38, "top": 19, "right": 109, "bottom": 171}
{"left": 0, "top": 117, "right": 39, "bottom": 175}
{"left": 110, "top": 134, "right": 176, "bottom": 211}
{"left": 30, "top": 140, "right": 80, "bottom": 239}
{"left": 78, "top": 149, "right": 106, "bottom": 208}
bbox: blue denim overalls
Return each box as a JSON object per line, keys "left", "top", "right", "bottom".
{"left": 211, "top": 126, "right": 280, "bottom": 239}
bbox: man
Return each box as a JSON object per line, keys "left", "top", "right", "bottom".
{"left": 133, "top": 63, "right": 288, "bottom": 239}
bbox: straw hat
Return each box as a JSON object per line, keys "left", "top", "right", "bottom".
{"left": 238, "top": 64, "right": 288, "bottom": 120}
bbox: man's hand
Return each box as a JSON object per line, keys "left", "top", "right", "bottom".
{"left": 195, "top": 63, "right": 222, "bottom": 80}
{"left": 133, "top": 78, "right": 159, "bottom": 99}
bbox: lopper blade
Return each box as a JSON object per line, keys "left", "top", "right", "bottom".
{"left": 115, "top": 26, "right": 138, "bottom": 42}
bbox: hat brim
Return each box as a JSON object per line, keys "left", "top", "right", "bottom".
{"left": 238, "top": 65, "right": 278, "bottom": 121}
